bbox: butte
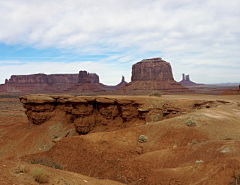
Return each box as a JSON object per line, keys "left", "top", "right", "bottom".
{"left": 116, "top": 58, "right": 193, "bottom": 94}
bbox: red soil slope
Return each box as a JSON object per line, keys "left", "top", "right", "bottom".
{"left": 1, "top": 94, "right": 240, "bottom": 184}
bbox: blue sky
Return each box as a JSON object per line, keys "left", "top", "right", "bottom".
{"left": 0, "top": 0, "right": 240, "bottom": 85}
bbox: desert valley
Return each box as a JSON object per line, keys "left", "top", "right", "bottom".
{"left": 0, "top": 58, "right": 240, "bottom": 184}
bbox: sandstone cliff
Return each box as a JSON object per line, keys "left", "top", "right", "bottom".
{"left": 7, "top": 73, "right": 78, "bottom": 84}
{"left": 65, "top": 71, "right": 105, "bottom": 93}
{"left": 0, "top": 73, "right": 79, "bottom": 93}
{"left": 19, "top": 94, "right": 210, "bottom": 135}
{"left": 117, "top": 58, "right": 193, "bottom": 94}
{"left": 131, "top": 58, "right": 174, "bottom": 81}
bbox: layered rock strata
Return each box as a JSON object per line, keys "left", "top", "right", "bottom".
{"left": 0, "top": 73, "right": 79, "bottom": 93}
{"left": 131, "top": 58, "right": 174, "bottom": 81}
{"left": 20, "top": 94, "right": 215, "bottom": 135}
{"left": 117, "top": 58, "right": 193, "bottom": 94}
{"left": 0, "top": 71, "right": 126, "bottom": 93}
{"left": 64, "top": 71, "right": 105, "bottom": 93}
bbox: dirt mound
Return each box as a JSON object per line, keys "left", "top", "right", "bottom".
{"left": 0, "top": 159, "right": 123, "bottom": 185}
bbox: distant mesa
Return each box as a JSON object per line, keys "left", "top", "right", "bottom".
{"left": 0, "top": 71, "right": 126, "bottom": 93}
{"left": 64, "top": 71, "right": 105, "bottom": 93}
{"left": 0, "top": 57, "right": 196, "bottom": 94}
{"left": 131, "top": 58, "right": 174, "bottom": 81}
{"left": 117, "top": 58, "right": 193, "bottom": 94}
{"left": 179, "top": 73, "right": 203, "bottom": 86}
{"left": 0, "top": 73, "right": 79, "bottom": 93}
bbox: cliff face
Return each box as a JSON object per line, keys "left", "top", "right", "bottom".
{"left": 19, "top": 95, "right": 148, "bottom": 134}
{"left": 19, "top": 94, "right": 203, "bottom": 135}
{"left": 65, "top": 71, "right": 104, "bottom": 93}
{"left": 7, "top": 74, "right": 78, "bottom": 84}
{"left": 78, "top": 71, "right": 99, "bottom": 84}
{"left": 131, "top": 58, "right": 174, "bottom": 81}
{"left": 117, "top": 58, "right": 194, "bottom": 94}
{"left": 0, "top": 73, "right": 79, "bottom": 93}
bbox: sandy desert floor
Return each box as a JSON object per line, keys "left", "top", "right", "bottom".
{"left": 0, "top": 93, "right": 240, "bottom": 184}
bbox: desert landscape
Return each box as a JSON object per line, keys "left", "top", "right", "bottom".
{"left": 0, "top": 58, "right": 240, "bottom": 185}
{"left": 0, "top": 1, "right": 240, "bottom": 184}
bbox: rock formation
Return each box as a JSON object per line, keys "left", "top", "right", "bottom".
{"left": 19, "top": 94, "right": 207, "bottom": 134}
{"left": 7, "top": 73, "right": 78, "bottom": 84}
{"left": 179, "top": 73, "right": 202, "bottom": 86}
{"left": 131, "top": 58, "right": 174, "bottom": 81}
{"left": 0, "top": 73, "right": 78, "bottom": 93}
{"left": 116, "top": 58, "right": 193, "bottom": 94}
{"left": 95, "top": 76, "right": 128, "bottom": 91}
{"left": 65, "top": 71, "right": 105, "bottom": 93}
{"left": 0, "top": 71, "right": 126, "bottom": 93}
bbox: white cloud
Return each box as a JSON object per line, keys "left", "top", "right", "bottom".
{"left": 0, "top": 0, "right": 239, "bottom": 84}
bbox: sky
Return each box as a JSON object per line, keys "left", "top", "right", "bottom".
{"left": 0, "top": 0, "right": 240, "bottom": 85}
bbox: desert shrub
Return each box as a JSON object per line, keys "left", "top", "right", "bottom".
{"left": 139, "top": 135, "right": 147, "bottom": 143}
{"left": 235, "top": 169, "right": 240, "bottom": 182}
{"left": 149, "top": 91, "right": 162, "bottom": 97}
{"left": 185, "top": 119, "right": 197, "bottom": 127}
{"left": 27, "top": 157, "right": 63, "bottom": 170}
{"left": 187, "top": 139, "right": 198, "bottom": 146}
{"left": 31, "top": 167, "right": 48, "bottom": 183}
{"left": 12, "top": 164, "right": 27, "bottom": 173}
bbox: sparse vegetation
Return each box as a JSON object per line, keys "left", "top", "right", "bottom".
{"left": 31, "top": 167, "right": 49, "bottom": 183}
{"left": 185, "top": 119, "right": 197, "bottom": 127}
{"left": 149, "top": 91, "right": 162, "bottom": 97}
{"left": 27, "top": 157, "right": 63, "bottom": 170}
{"left": 235, "top": 169, "right": 240, "bottom": 183}
{"left": 139, "top": 135, "right": 147, "bottom": 143}
{"left": 187, "top": 139, "right": 198, "bottom": 146}
{"left": 12, "top": 164, "right": 27, "bottom": 173}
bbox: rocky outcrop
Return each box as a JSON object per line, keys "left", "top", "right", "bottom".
{"left": 95, "top": 76, "right": 128, "bottom": 91}
{"left": 19, "top": 94, "right": 221, "bottom": 135}
{"left": 7, "top": 73, "right": 78, "bottom": 84}
{"left": 0, "top": 73, "right": 79, "bottom": 93}
{"left": 65, "top": 71, "right": 105, "bottom": 93}
{"left": 78, "top": 71, "right": 99, "bottom": 84}
{"left": 89, "top": 73, "right": 99, "bottom": 83}
{"left": 116, "top": 58, "right": 193, "bottom": 94}
{"left": 20, "top": 94, "right": 148, "bottom": 134}
{"left": 131, "top": 58, "right": 174, "bottom": 81}
{"left": 179, "top": 73, "right": 203, "bottom": 86}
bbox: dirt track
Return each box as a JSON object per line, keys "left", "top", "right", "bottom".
{"left": 1, "top": 94, "right": 240, "bottom": 184}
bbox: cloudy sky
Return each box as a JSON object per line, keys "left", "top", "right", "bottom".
{"left": 0, "top": 0, "right": 239, "bottom": 85}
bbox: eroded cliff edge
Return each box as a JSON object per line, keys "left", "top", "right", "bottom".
{"left": 19, "top": 94, "right": 221, "bottom": 135}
